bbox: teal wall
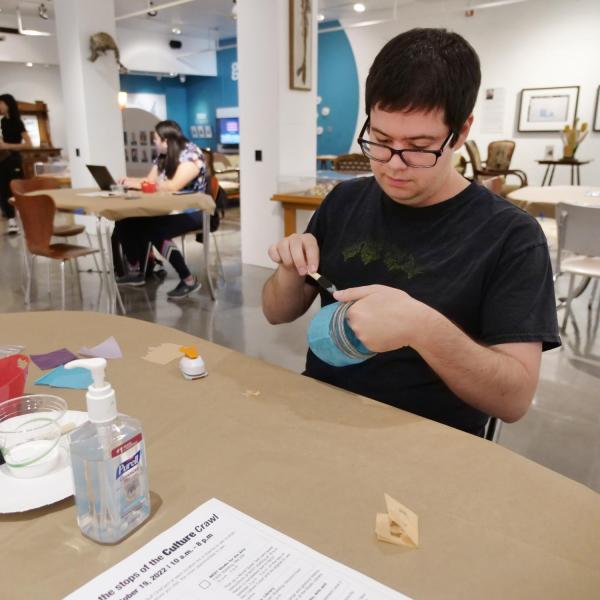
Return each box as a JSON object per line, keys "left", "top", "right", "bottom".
{"left": 119, "top": 74, "right": 190, "bottom": 135}
{"left": 317, "top": 21, "right": 359, "bottom": 156}
{"left": 120, "top": 27, "right": 359, "bottom": 155}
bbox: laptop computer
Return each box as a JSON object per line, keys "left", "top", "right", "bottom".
{"left": 86, "top": 164, "right": 141, "bottom": 191}
{"left": 86, "top": 164, "right": 117, "bottom": 191}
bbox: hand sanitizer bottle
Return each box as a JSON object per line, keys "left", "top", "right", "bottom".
{"left": 65, "top": 358, "right": 150, "bottom": 544}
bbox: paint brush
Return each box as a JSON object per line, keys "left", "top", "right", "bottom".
{"left": 308, "top": 272, "right": 338, "bottom": 295}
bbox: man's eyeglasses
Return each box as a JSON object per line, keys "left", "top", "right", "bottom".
{"left": 357, "top": 119, "right": 454, "bottom": 168}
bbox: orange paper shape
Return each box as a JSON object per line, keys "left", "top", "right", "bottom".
{"left": 375, "top": 493, "right": 419, "bottom": 548}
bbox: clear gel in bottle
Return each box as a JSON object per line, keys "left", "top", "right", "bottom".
{"left": 65, "top": 358, "right": 150, "bottom": 544}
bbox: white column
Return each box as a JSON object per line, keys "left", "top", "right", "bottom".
{"left": 238, "top": 0, "right": 318, "bottom": 268}
{"left": 54, "top": 0, "right": 125, "bottom": 187}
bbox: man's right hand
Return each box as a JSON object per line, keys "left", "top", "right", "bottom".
{"left": 268, "top": 233, "right": 320, "bottom": 277}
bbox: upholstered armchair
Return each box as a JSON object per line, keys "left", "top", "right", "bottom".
{"left": 333, "top": 153, "right": 371, "bottom": 172}
{"left": 465, "top": 140, "right": 528, "bottom": 196}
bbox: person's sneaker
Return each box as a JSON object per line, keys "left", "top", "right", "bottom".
{"left": 116, "top": 272, "right": 146, "bottom": 287}
{"left": 7, "top": 218, "right": 19, "bottom": 235}
{"left": 167, "top": 277, "right": 201, "bottom": 299}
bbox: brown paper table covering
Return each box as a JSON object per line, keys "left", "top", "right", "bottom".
{"left": 27, "top": 187, "right": 215, "bottom": 221}
{"left": 507, "top": 185, "right": 600, "bottom": 220}
{"left": 2, "top": 311, "right": 600, "bottom": 599}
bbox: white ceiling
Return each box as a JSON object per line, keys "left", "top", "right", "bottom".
{"left": 0, "top": 0, "right": 529, "bottom": 41}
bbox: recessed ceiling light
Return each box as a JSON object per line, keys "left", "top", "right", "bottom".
{"left": 171, "top": 27, "right": 181, "bottom": 35}
{"left": 317, "top": 13, "right": 325, "bottom": 22}
{"left": 353, "top": 3, "right": 366, "bottom": 12}
{"left": 26, "top": 62, "right": 34, "bottom": 67}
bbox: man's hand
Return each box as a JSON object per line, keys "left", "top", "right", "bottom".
{"left": 333, "top": 285, "right": 431, "bottom": 352}
{"left": 268, "top": 233, "right": 320, "bottom": 277}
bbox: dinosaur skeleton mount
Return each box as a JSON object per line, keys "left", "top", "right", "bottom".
{"left": 89, "top": 32, "right": 128, "bottom": 73}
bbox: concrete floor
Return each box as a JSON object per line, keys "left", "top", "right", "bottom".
{"left": 2, "top": 213, "right": 600, "bottom": 493}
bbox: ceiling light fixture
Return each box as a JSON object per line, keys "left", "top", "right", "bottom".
{"left": 147, "top": 1, "right": 158, "bottom": 17}
{"left": 353, "top": 3, "right": 366, "bottom": 12}
{"left": 231, "top": 0, "right": 237, "bottom": 20}
{"left": 26, "top": 62, "right": 34, "bottom": 67}
{"left": 171, "top": 27, "right": 182, "bottom": 34}
{"left": 317, "top": 13, "right": 325, "bottom": 22}
{"left": 16, "top": 8, "right": 51, "bottom": 36}
{"left": 38, "top": 3, "right": 49, "bottom": 19}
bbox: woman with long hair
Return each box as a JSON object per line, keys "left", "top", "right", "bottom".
{"left": 115, "top": 120, "right": 207, "bottom": 299}
{"left": 0, "top": 94, "right": 32, "bottom": 234}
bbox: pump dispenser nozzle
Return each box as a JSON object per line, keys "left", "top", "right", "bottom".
{"left": 65, "top": 358, "right": 117, "bottom": 423}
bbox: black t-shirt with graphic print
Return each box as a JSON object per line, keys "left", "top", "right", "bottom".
{"left": 304, "top": 177, "right": 560, "bottom": 435}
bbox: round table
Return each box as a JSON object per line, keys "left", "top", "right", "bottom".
{"left": 507, "top": 185, "right": 600, "bottom": 220}
{"left": 3, "top": 312, "right": 600, "bottom": 599}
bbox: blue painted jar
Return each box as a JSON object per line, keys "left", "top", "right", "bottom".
{"left": 307, "top": 301, "right": 376, "bottom": 367}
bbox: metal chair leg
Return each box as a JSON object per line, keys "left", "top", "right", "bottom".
{"left": 74, "top": 258, "right": 83, "bottom": 302}
{"left": 60, "top": 260, "right": 66, "bottom": 310}
{"left": 211, "top": 232, "right": 225, "bottom": 280}
{"left": 561, "top": 274, "right": 576, "bottom": 332}
{"left": 85, "top": 231, "right": 101, "bottom": 272}
{"left": 25, "top": 255, "right": 34, "bottom": 305}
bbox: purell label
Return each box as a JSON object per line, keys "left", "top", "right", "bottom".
{"left": 116, "top": 450, "right": 141, "bottom": 479}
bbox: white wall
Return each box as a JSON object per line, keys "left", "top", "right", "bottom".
{"left": 0, "top": 62, "right": 66, "bottom": 151}
{"left": 238, "top": 0, "right": 318, "bottom": 268}
{"left": 344, "top": 0, "right": 600, "bottom": 185}
{"left": 116, "top": 27, "right": 217, "bottom": 76}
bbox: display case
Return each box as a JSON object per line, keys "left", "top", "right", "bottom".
{"left": 16, "top": 100, "right": 63, "bottom": 179}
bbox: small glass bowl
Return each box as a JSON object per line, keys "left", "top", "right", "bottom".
{"left": 0, "top": 395, "right": 68, "bottom": 478}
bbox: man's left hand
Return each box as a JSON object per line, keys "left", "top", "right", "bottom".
{"left": 333, "top": 285, "right": 432, "bottom": 353}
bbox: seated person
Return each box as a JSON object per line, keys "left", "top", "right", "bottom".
{"left": 262, "top": 28, "right": 561, "bottom": 436}
{"left": 115, "top": 120, "right": 207, "bottom": 299}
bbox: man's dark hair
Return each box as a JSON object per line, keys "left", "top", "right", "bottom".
{"left": 365, "top": 28, "right": 481, "bottom": 144}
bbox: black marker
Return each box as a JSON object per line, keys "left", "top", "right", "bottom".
{"left": 308, "top": 272, "right": 337, "bottom": 295}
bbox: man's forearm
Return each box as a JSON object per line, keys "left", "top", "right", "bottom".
{"left": 262, "top": 267, "right": 315, "bottom": 324}
{"left": 411, "top": 309, "right": 540, "bottom": 422}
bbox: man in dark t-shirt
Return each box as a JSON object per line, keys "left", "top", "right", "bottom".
{"left": 262, "top": 29, "right": 560, "bottom": 435}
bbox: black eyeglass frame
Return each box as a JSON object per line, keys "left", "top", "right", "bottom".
{"left": 357, "top": 118, "right": 455, "bottom": 168}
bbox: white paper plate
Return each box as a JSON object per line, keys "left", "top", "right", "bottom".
{"left": 0, "top": 410, "right": 88, "bottom": 513}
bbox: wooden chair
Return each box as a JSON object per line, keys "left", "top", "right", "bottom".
{"left": 465, "top": 140, "right": 527, "bottom": 196}
{"left": 203, "top": 148, "right": 240, "bottom": 202}
{"left": 180, "top": 176, "right": 226, "bottom": 282}
{"left": 333, "top": 153, "right": 371, "bottom": 172}
{"left": 10, "top": 178, "right": 85, "bottom": 238}
{"left": 13, "top": 193, "right": 100, "bottom": 309}
{"left": 10, "top": 177, "right": 101, "bottom": 284}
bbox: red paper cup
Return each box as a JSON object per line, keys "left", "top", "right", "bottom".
{"left": 0, "top": 355, "right": 30, "bottom": 403}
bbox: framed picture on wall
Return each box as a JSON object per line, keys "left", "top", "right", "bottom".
{"left": 124, "top": 149, "right": 129, "bottom": 162}
{"left": 139, "top": 130, "right": 148, "bottom": 145}
{"left": 204, "top": 125, "right": 212, "bottom": 138}
{"left": 191, "top": 125, "right": 198, "bottom": 138}
{"left": 131, "top": 147, "right": 138, "bottom": 162}
{"left": 518, "top": 86, "right": 579, "bottom": 132}
{"left": 141, "top": 149, "right": 148, "bottom": 163}
{"left": 130, "top": 131, "right": 138, "bottom": 145}
{"left": 289, "top": 0, "right": 312, "bottom": 91}
{"left": 593, "top": 86, "right": 600, "bottom": 132}
{"left": 197, "top": 125, "right": 206, "bottom": 137}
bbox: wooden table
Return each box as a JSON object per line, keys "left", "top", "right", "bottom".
{"left": 2, "top": 311, "right": 600, "bottom": 599}
{"left": 316, "top": 154, "right": 338, "bottom": 169}
{"left": 27, "top": 188, "right": 216, "bottom": 308}
{"left": 507, "top": 185, "right": 600, "bottom": 219}
{"left": 537, "top": 158, "right": 593, "bottom": 185}
{"left": 272, "top": 172, "right": 371, "bottom": 236}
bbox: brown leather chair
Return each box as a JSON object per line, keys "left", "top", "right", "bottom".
{"left": 333, "top": 153, "right": 371, "bottom": 172}
{"left": 13, "top": 192, "right": 100, "bottom": 309}
{"left": 465, "top": 140, "right": 527, "bottom": 196}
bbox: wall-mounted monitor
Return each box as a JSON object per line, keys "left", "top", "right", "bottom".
{"left": 218, "top": 117, "right": 240, "bottom": 146}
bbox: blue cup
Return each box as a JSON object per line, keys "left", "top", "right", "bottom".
{"left": 307, "top": 301, "right": 376, "bottom": 367}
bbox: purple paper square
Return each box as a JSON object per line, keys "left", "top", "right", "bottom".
{"left": 30, "top": 348, "right": 78, "bottom": 370}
